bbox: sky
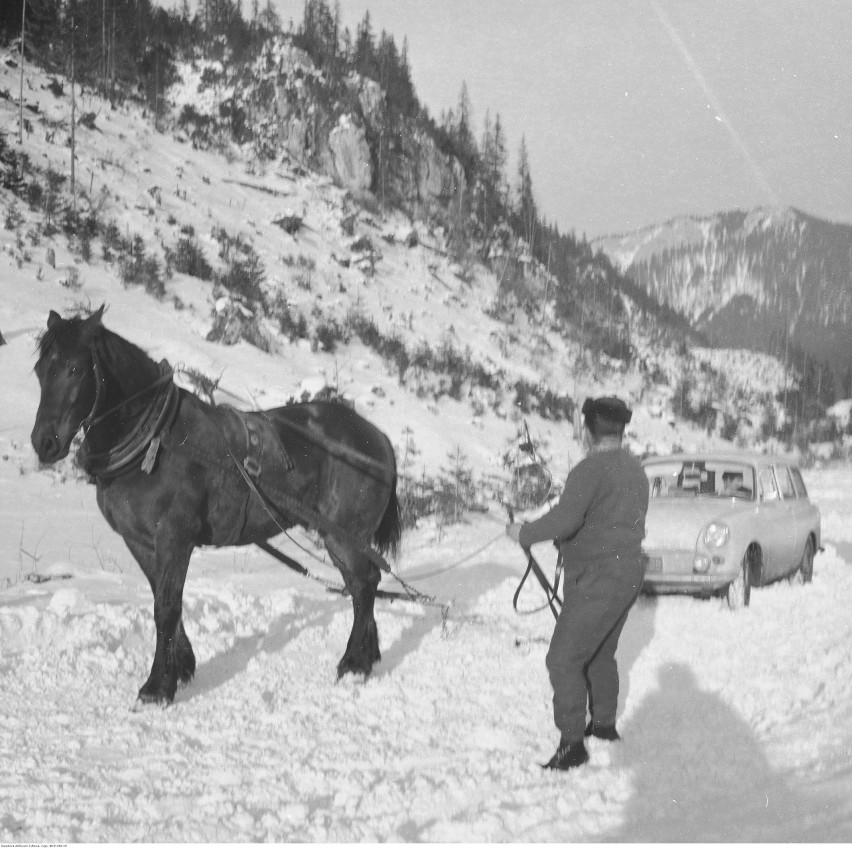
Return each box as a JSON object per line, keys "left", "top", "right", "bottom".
{"left": 192, "top": 0, "right": 851, "bottom": 237}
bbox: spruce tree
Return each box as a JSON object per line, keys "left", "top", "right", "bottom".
{"left": 515, "top": 135, "right": 537, "bottom": 249}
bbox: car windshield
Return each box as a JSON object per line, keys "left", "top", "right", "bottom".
{"left": 644, "top": 460, "right": 756, "bottom": 500}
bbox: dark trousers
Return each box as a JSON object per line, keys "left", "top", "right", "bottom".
{"left": 545, "top": 566, "right": 641, "bottom": 743}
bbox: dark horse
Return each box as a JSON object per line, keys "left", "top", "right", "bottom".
{"left": 31, "top": 307, "right": 401, "bottom": 704}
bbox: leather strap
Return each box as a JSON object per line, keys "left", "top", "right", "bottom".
{"left": 512, "top": 547, "right": 563, "bottom": 620}
{"left": 81, "top": 361, "right": 180, "bottom": 479}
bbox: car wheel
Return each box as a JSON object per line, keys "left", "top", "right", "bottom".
{"left": 727, "top": 549, "right": 754, "bottom": 610}
{"left": 797, "top": 537, "right": 815, "bottom": 584}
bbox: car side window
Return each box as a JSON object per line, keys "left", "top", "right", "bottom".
{"left": 790, "top": 468, "right": 809, "bottom": 498}
{"left": 776, "top": 465, "right": 796, "bottom": 499}
{"left": 758, "top": 467, "right": 779, "bottom": 501}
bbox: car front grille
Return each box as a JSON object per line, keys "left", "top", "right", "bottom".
{"left": 642, "top": 550, "right": 697, "bottom": 574}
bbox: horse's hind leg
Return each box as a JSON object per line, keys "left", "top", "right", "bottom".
{"left": 326, "top": 537, "right": 381, "bottom": 677}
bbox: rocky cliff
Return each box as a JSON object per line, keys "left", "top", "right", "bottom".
{"left": 171, "top": 37, "right": 461, "bottom": 213}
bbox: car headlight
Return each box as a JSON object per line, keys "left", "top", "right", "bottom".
{"left": 702, "top": 521, "right": 730, "bottom": 548}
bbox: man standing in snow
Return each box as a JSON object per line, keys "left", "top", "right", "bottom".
{"left": 507, "top": 396, "right": 649, "bottom": 770}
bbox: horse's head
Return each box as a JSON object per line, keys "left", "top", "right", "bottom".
{"left": 31, "top": 307, "right": 103, "bottom": 464}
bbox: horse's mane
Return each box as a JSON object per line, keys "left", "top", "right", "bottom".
{"left": 94, "top": 327, "right": 162, "bottom": 398}
{"left": 37, "top": 314, "right": 162, "bottom": 398}
{"left": 36, "top": 314, "right": 87, "bottom": 366}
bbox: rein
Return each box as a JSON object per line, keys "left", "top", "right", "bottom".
{"left": 512, "top": 547, "right": 563, "bottom": 620}
{"left": 84, "top": 366, "right": 175, "bottom": 433}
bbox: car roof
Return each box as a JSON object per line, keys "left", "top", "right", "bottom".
{"left": 642, "top": 451, "right": 800, "bottom": 470}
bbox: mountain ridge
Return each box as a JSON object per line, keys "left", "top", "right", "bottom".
{"left": 593, "top": 207, "right": 852, "bottom": 394}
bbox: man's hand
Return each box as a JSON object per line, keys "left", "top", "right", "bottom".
{"left": 506, "top": 522, "right": 522, "bottom": 543}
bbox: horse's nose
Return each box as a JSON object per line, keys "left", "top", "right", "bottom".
{"left": 32, "top": 429, "right": 60, "bottom": 463}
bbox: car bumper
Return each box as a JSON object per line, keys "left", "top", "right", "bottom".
{"left": 642, "top": 550, "right": 735, "bottom": 595}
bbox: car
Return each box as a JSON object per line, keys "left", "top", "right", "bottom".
{"left": 641, "top": 452, "right": 821, "bottom": 609}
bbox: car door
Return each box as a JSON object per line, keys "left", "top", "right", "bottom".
{"left": 756, "top": 465, "right": 797, "bottom": 580}
{"left": 784, "top": 464, "right": 820, "bottom": 569}
{"left": 774, "top": 464, "right": 803, "bottom": 576}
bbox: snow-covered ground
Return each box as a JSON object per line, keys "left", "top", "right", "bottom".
{"left": 2, "top": 47, "right": 851, "bottom": 842}
{"left": 2, "top": 437, "right": 852, "bottom": 841}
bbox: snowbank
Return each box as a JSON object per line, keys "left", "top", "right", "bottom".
{"left": 1, "top": 471, "right": 851, "bottom": 840}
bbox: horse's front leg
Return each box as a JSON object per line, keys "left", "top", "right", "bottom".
{"left": 126, "top": 521, "right": 198, "bottom": 706}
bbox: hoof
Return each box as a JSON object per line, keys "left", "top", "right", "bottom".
{"left": 136, "top": 683, "right": 175, "bottom": 707}
{"left": 177, "top": 662, "right": 195, "bottom": 686}
{"left": 336, "top": 655, "right": 374, "bottom": 679}
{"left": 176, "top": 649, "right": 196, "bottom": 685}
{"left": 131, "top": 696, "right": 170, "bottom": 712}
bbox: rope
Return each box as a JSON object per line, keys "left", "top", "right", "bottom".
{"left": 74, "top": 361, "right": 555, "bottom": 618}
{"left": 253, "top": 497, "right": 564, "bottom": 622}
{"left": 270, "top": 529, "right": 446, "bottom": 610}
{"left": 403, "top": 530, "right": 506, "bottom": 581}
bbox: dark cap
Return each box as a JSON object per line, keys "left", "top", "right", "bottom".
{"left": 582, "top": 396, "right": 633, "bottom": 424}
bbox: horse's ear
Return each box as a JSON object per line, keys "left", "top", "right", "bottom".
{"left": 80, "top": 305, "right": 105, "bottom": 343}
{"left": 47, "top": 310, "right": 62, "bottom": 329}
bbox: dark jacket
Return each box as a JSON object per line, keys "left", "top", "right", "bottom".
{"left": 518, "top": 446, "right": 649, "bottom": 579}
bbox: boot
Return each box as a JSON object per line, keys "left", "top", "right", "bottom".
{"left": 542, "top": 738, "right": 589, "bottom": 770}
{"left": 584, "top": 720, "right": 620, "bottom": 741}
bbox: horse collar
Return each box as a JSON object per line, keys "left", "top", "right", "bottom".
{"left": 79, "top": 357, "right": 179, "bottom": 480}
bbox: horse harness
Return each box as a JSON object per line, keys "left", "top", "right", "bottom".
{"left": 213, "top": 408, "right": 439, "bottom": 606}
{"left": 78, "top": 358, "right": 179, "bottom": 479}
{"left": 76, "top": 359, "right": 549, "bottom": 614}
{"left": 76, "top": 360, "right": 438, "bottom": 605}
{"left": 216, "top": 416, "right": 392, "bottom": 574}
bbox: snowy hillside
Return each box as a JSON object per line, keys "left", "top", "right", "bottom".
{"left": 3, "top": 44, "right": 852, "bottom": 842}
{"left": 1, "top": 46, "right": 758, "bottom": 484}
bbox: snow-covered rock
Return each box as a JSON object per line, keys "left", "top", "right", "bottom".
{"left": 322, "top": 114, "right": 372, "bottom": 192}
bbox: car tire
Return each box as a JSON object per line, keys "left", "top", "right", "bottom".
{"left": 727, "top": 549, "right": 754, "bottom": 610}
{"left": 797, "top": 537, "right": 815, "bottom": 584}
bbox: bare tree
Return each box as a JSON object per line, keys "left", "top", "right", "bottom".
{"left": 18, "top": 0, "right": 26, "bottom": 145}
{"left": 70, "top": 5, "right": 77, "bottom": 218}
{"left": 101, "top": 0, "right": 106, "bottom": 96}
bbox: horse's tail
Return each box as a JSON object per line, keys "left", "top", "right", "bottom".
{"left": 374, "top": 472, "right": 402, "bottom": 558}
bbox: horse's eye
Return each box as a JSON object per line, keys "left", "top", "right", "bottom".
{"left": 69, "top": 365, "right": 81, "bottom": 377}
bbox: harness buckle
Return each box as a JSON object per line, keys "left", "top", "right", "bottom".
{"left": 243, "top": 420, "right": 263, "bottom": 479}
